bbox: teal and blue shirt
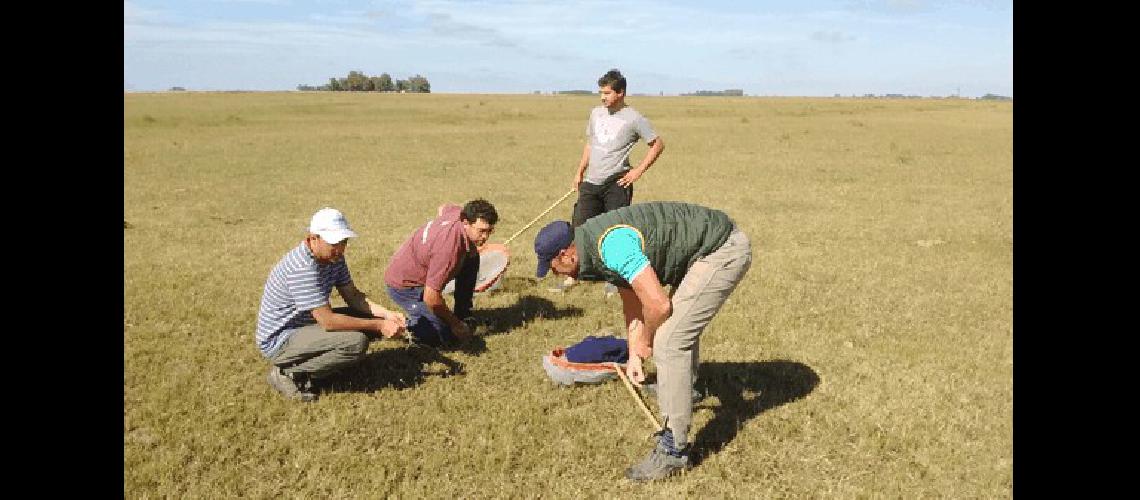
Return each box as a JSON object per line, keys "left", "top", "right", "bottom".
{"left": 599, "top": 225, "right": 650, "bottom": 283}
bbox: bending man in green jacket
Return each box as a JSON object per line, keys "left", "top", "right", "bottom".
{"left": 533, "top": 201, "right": 754, "bottom": 481}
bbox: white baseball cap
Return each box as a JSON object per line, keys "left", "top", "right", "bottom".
{"left": 309, "top": 207, "right": 358, "bottom": 244}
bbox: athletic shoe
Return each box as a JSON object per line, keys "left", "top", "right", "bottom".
{"left": 267, "top": 366, "right": 317, "bottom": 402}
{"left": 625, "top": 429, "right": 691, "bottom": 481}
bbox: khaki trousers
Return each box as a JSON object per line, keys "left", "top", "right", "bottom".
{"left": 267, "top": 307, "right": 370, "bottom": 380}
{"left": 654, "top": 227, "right": 753, "bottom": 448}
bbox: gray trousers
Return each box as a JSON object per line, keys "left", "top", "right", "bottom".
{"left": 654, "top": 227, "right": 753, "bottom": 448}
{"left": 267, "top": 307, "right": 370, "bottom": 380}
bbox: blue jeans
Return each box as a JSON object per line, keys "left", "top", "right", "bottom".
{"left": 386, "top": 255, "right": 478, "bottom": 346}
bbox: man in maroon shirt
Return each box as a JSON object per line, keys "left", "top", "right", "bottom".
{"left": 384, "top": 199, "right": 498, "bottom": 346}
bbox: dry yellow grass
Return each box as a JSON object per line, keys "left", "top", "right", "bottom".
{"left": 124, "top": 92, "right": 1011, "bottom": 497}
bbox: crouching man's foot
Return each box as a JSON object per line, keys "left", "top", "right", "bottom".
{"left": 625, "top": 428, "right": 691, "bottom": 481}
{"left": 267, "top": 366, "right": 318, "bottom": 402}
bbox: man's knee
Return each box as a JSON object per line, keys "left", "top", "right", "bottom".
{"left": 654, "top": 340, "right": 694, "bottom": 364}
{"left": 342, "top": 331, "right": 369, "bottom": 356}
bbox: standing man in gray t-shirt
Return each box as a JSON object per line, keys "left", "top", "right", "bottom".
{"left": 562, "top": 69, "right": 665, "bottom": 290}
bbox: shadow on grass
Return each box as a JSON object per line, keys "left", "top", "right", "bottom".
{"left": 316, "top": 297, "right": 582, "bottom": 394}
{"left": 319, "top": 343, "right": 467, "bottom": 394}
{"left": 473, "top": 294, "right": 584, "bottom": 336}
{"left": 485, "top": 275, "right": 536, "bottom": 295}
{"left": 689, "top": 360, "right": 820, "bottom": 466}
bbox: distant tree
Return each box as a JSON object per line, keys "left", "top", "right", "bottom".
{"left": 979, "top": 93, "right": 1011, "bottom": 101}
{"left": 346, "top": 71, "right": 369, "bottom": 91}
{"left": 378, "top": 73, "right": 394, "bottom": 92}
{"left": 312, "top": 71, "right": 430, "bottom": 92}
{"left": 406, "top": 74, "right": 431, "bottom": 93}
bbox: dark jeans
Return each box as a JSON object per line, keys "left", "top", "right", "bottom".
{"left": 385, "top": 254, "right": 478, "bottom": 346}
{"left": 572, "top": 171, "right": 633, "bottom": 227}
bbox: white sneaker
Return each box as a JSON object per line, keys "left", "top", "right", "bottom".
{"left": 548, "top": 276, "right": 578, "bottom": 293}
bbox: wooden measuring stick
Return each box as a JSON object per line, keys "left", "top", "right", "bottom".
{"left": 502, "top": 188, "right": 576, "bottom": 245}
{"left": 612, "top": 362, "right": 663, "bottom": 432}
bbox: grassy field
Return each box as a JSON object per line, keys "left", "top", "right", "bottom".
{"left": 124, "top": 92, "right": 1012, "bottom": 497}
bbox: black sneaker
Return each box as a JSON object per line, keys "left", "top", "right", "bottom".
{"left": 460, "top": 315, "right": 486, "bottom": 331}
{"left": 625, "top": 430, "right": 691, "bottom": 481}
{"left": 267, "top": 366, "right": 317, "bottom": 402}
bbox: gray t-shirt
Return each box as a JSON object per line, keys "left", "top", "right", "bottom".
{"left": 584, "top": 106, "right": 657, "bottom": 185}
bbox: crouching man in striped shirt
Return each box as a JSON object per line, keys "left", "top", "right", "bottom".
{"left": 256, "top": 207, "right": 408, "bottom": 402}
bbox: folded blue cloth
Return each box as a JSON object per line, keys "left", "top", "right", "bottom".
{"left": 564, "top": 335, "right": 629, "bottom": 363}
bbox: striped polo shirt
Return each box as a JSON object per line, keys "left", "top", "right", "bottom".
{"left": 255, "top": 241, "right": 352, "bottom": 356}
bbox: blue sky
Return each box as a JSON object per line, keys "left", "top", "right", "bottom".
{"left": 123, "top": 0, "right": 1012, "bottom": 97}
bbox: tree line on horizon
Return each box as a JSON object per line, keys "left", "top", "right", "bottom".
{"left": 297, "top": 71, "right": 430, "bottom": 93}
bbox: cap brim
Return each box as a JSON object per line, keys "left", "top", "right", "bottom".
{"left": 535, "top": 258, "right": 552, "bottom": 278}
{"left": 321, "top": 229, "right": 357, "bottom": 244}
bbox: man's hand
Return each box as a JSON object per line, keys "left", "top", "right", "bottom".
{"left": 386, "top": 311, "right": 407, "bottom": 328}
{"left": 616, "top": 167, "right": 644, "bottom": 188}
{"left": 378, "top": 318, "right": 405, "bottom": 339}
{"left": 628, "top": 318, "right": 653, "bottom": 359}
{"left": 572, "top": 171, "right": 584, "bottom": 191}
{"left": 369, "top": 302, "right": 407, "bottom": 328}
{"left": 626, "top": 355, "right": 646, "bottom": 386}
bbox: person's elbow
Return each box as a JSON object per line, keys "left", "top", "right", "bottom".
{"left": 422, "top": 287, "right": 445, "bottom": 308}
{"left": 650, "top": 136, "right": 664, "bottom": 153}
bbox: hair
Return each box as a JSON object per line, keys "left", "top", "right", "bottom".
{"left": 462, "top": 198, "right": 498, "bottom": 225}
{"left": 597, "top": 69, "right": 626, "bottom": 94}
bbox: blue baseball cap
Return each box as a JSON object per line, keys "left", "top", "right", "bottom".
{"left": 534, "top": 221, "right": 574, "bottom": 278}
